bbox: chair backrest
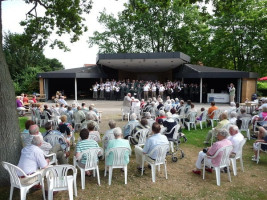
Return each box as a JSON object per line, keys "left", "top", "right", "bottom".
{"left": 81, "top": 148, "right": 103, "bottom": 169}
{"left": 222, "top": 123, "right": 231, "bottom": 131}
{"left": 103, "top": 134, "right": 115, "bottom": 149}
{"left": 35, "top": 109, "right": 42, "bottom": 120}
{"left": 164, "top": 124, "right": 180, "bottom": 139}
{"left": 2, "top": 161, "right": 26, "bottom": 188}
{"left": 210, "top": 145, "right": 233, "bottom": 167}
{"left": 88, "top": 134, "right": 99, "bottom": 142}
{"left": 235, "top": 138, "right": 247, "bottom": 159}
{"left": 187, "top": 112, "right": 197, "bottom": 122}
{"left": 177, "top": 106, "right": 185, "bottom": 116}
{"left": 43, "top": 111, "right": 51, "bottom": 121}
{"left": 44, "top": 133, "right": 66, "bottom": 148}
{"left": 105, "top": 147, "right": 131, "bottom": 166}
{"left": 137, "top": 128, "right": 150, "bottom": 146}
{"left": 148, "top": 144, "right": 169, "bottom": 164}
{"left": 43, "top": 165, "right": 76, "bottom": 189}
{"left": 31, "top": 109, "right": 36, "bottom": 121}
{"left": 240, "top": 117, "right": 251, "bottom": 131}
{"left": 201, "top": 110, "right": 207, "bottom": 121}
{"left": 213, "top": 109, "right": 221, "bottom": 120}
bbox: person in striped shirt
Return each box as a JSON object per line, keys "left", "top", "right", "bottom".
{"left": 75, "top": 128, "right": 100, "bottom": 176}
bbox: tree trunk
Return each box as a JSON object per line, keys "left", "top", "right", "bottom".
{"left": 0, "top": 1, "right": 22, "bottom": 185}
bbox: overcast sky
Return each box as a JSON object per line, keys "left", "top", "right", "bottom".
{"left": 2, "top": 0, "right": 128, "bottom": 69}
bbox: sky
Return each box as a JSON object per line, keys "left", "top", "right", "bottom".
{"left": 2, "top": 0, "right": 128, "bottom": 69}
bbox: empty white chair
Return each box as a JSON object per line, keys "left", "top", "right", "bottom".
{"left": 122, "top": 106, "right": 131, "bottom": 121}
{"left": 2, "top": 161, "right": 42, "bottom": 200}
{"left": 240, "top": 117, "right": 251, "bottom": 140}
{"left": 73, "top": 147, "right": 103, "bottom": 189}
{"left": 230, "top": 138, "right": 247, "bottom": 176}
{"left": 104, "top": 147, "right": 131, "bottom": 185}
{"left": 185, "top": 112, "right": 197, "bottom": 131}
{"left": 42, "top": 165, "right": 77, "bottom": 200}
{"left": 203, "top": 145, "right": 233, "bottom": 186}
{"left": 45, "top": 153, "right": 58, "bottom": 165}
{"left": 141, "top": 144, "right": 169, "bottom": 182}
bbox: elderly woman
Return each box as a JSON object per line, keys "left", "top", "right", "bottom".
{"left": 129, "top": 117, "right": 150, "bottom": 145}
{"left": 162, "top": 112, "right": 177, "bottom": 139}
{"left": 16, "top": 96, "right": 26, "bottom": 116}
{"left": 229, "top": 112, "right": 237, "bottom": 125}
{"left": 87, "top": 122, "right": 101, "bottom": 143}
{"left": 252, "top": 127, "right": 267, "bottom": 162}
{"left": 156, "top": 110, "right": 166, "bottom": 123}
{"left": 58, "top": 115, "right": 73, "bottom": 143}
{"left": 204, "top": 113, "right": 229, "bottom": 144}
{"left": 123, "top": 113, "right": 140, "bottom": 139}
{"left": 106, "top": 127, "right": 131, "bottom": 166}
{"left": 193, "top": 129, "right": 232, "bottom": 175}
{"left": 81, "top": 113, "right": 100, "bottom": 131}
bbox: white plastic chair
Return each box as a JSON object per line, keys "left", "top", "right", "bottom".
{"left": 2, "top": 161, "right": 42, "bottom": 200}
{"left": 122, "top": 107, "right": 131, "bottom": 121}
{"left": 104, "top": 147, "right": 131, "bottom": 185}
{"left": 203, "top": 145, "right": 233, "bottom": 186}
{"left": 35, "top": 109, "right": 45, "bottom": 127}
{"left": 103, "top": 134, "right": 115, "bottom": 150}
{"left": 198, "top": 110, "right": 207, "bottom": 129}
{"left": 128, "top": 128, "right": 149, "bottom": 147}
{"left": 240, "top": 117, "right": 251, "bottom": 140}
{"left": 45, "top": 153, "right": 58, "bottom": 165}
{"left": 141, "top": 144, "right": 169, "bottom": 182}
{"left": 230, "top": 138, "right": 247, "bottom": 176}
{"left": 185, "top": 112, "right": 197, "bottom": 131}
{"left": 42, "top": 165, "right": 77, "bottom": 200}
{"left": 73, "top": 147, "right": 103, "bottom": 189}
{"left": 208, "top": 109, "right": 221, "bottom": 128}
{"left": 253, "top": 116, "right": 267, "bottom": 132}
{"left": 256, "top": 142, "right": 267, "bottom": 164}
{"left": 43, "top": 111, "right": 53, "bottom": 125}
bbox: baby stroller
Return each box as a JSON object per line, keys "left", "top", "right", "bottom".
{"left": 164, "top": 124, "right": 185, "bottom": 162}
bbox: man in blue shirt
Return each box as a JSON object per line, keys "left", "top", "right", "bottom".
{"left": 135, "top": 122, "right": 169, "bottom": 171}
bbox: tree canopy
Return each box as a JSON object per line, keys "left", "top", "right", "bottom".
{"left": 89, "top": 0, "right": 267, "bottom": 76}
{"left": 3, "top": 32, "right": 64, "bottom": 94}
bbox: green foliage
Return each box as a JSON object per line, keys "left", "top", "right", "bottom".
{"left": 20, "top": 0, "right": 93, "bottom": 51}
{"left": 3, "top": 32, "right": 64, "bottom": 94}
{"left": 89, "top": 0, "right": 266, "bottom": 76}
{"left": 257, "top": 81, "right": 267, "bottom": 90}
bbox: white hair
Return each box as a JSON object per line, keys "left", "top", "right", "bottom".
{"left": 230, "top": 102, "right": 236, "bottom": 107}
{"left": 130, "top": 113, "right": 137, "bottom": 120}
{"left": 217, "top": 129, "right": 229, "bottom": 138}
{"left": 145, "top": 112, "right": 151, "bottom": 118}
{"left": 113, "top": 127, "right": 123, "bottom": 137}
{"left": 229, "top": 125, "right": 239, "bottom": 132}
{"left": 166, "top": 112, "right": 172, "bottom": 119}
{"left": 32, "top": 135, "right": 43, "bottom": 146}
{"left": 159, "top": 110, "right": 165, "bottom": 116}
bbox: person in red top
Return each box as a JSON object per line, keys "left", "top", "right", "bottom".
{"left": 23, "top": 94, "right": 29, "bottom": 104}
{"left": 156, "top": 110, "right": 167, "bottom": 122}
{"left": 32, "top": 95, "right": 37, "bottom": 103}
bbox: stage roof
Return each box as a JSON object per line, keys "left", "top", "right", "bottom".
{"left": 97, "top": 52, "right": 190, "bottom": 72}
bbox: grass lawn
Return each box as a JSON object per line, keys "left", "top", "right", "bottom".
{"left": 1, "top": 115, "right": 266, "bottom": 200}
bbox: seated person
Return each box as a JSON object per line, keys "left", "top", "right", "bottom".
{"left": 158, "top": 119, "right": 167, "bottom": 134}
{"left": 229, "top": 112, "right": 237, "bottom": 125}
{"left": 236, "top": 108, "right": 251, "bottom": 128}
{"left": 135, "top": 122, "right": 169, "bottom": 171}
{"left": 252, "top": 126, "right": 267, "bottom": 162}
{"left": 156, "top": 110, "right": 166, "bottom": 123}
{"left": 123, "top": 113, "right": 140, "bottom": 139}
{"left": 43, "top": 122, "right": 70, "bottom": 162}
{"left": 102, "top": 120, "right": 116, "bottom": 149}
{"left": 204, "top": 113, "right": 229, "bottom": 144}
{"left": 196, "top": 107, "right": 205, "bottom": 121}
{"left": 184, "top": 100, "right": 192, "bottom": 114}
{"left": 145, "top": 112, "right": 155, "bottom": 128}
{"left": 16, "top": 96, "right": 26, "bottom": 116}
{"left": 43, "top": 104, "right": 53, "bottom": 119}
{"left": 192, "top": 129, "right": 232, "bottom": 175}
{"left": 163, "top": 112, "right": 177, "bottom": 140}
{"left": 75, "top": 129, "right": 101, "bottom": 176}
{"left": 227, "top": 125, "right": 244, "bottom": 157}
{"left": 129, "top": 117, "right": 150, "bottom": 145}
{"left": 106, "top": 127, "right": 131, "bottom": 166}
{"left": 88, "top": 105, "right": 98, "bottom": 121}
{"left": 17, "top": 135, "right": 50, "bottom": 186}
{"left": 207, "top": 101, "right": 218, "bottom": 121}
{"left": 182, "top": 104, "right": 197, "bottom": 129}
{"left": 226, "top": 102, "right": 236, "bottom": 115}
{"left": 58, "top": 96, "right": 68, "bottom": 106}
{"left": 81, "top": 113, "right": 99, "bottom": 131}
{"left": 58, "top": 115, "right": 73, "bottom": 143}
{"left": 22, "top": 120, "right": 35, "bottom": 134}
{"left": 87, "top": 122, "right": 101, "bottom": 143}
{"left": 73, "top": 106, "right": 86, "bottom": 124}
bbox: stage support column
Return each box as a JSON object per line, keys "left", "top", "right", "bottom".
{"left": 237, "top": 78, "right": 242, "bottom": 103}
{"left": 75, "top": 78, "right": 78, "bottom": 102}
{"left": 200, "top": 78, "right": 203, "bottom": 103}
